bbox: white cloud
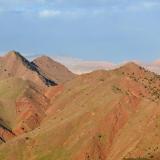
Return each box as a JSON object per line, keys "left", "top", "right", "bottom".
{"left": 29, "top": 54, "right": 160, "bottom": 75}
{"left": 126, "top": 1, "right": 160, "bottom": 12}
{"left": 39, "top": 9, "right": 61, "bottom": 18}
{"left": 52, "top": 56, "right": 160, "bottom": 75}
{"left": 38, "top": 8, "right": 105, "bottom": 18}
{"left": 52, "top": 56, "right": 117, "bottom": 74}
{"left": 0, "top": 0, "right": 159, "bottom": 18}
{"left": 144, "top": 60, "right": 160, "bottom": 74}
{"left": 142, "top": 1, "right": 159, "bottom": 9}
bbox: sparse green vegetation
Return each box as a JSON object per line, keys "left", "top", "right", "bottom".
{"left": 37, "top": 148, "right": 70, "bottom": 160}
{"left": 99, "top": 78, "right": 105, "bottom": 82}
{"left": 0, "top": 78, "right": 26, "bottom": 99}
{"left": 0, "top": 78, "right": 28, "bottom": 128}
{"left": 0, "top": 60, "right": 159, "bottom": 160}
{"left": 123, "top": 158, "right": 149, "bottom": 160}
{"left": 112, "top": 85, "right": 122, "bottom": 93}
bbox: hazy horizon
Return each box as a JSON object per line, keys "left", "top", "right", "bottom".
{"left": 0, "top": 50, "right": 160, "bottom": 75}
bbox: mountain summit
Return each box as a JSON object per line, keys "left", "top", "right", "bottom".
{"left": 0, "top": 51, "right": 75, "bottom": 142}
{"left": 33, "top": 55, "right": 76, "bottom": 84}
{"left": 0, "top": 51, "right": 56, "bottom": 87}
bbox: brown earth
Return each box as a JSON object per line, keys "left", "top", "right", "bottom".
{"left": 0, "top": 51, "right": 56, "bottom": 88}
{"left": 0, "top": 51, "right": 73, "bottom": 143}
{"left": 0, "top": 61, "right": 159, "bottom": 160}
{"left": 33, "top": 55, "right": 76, "bottom": 84}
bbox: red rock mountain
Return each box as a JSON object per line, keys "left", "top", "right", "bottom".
{"left": 33, "top": 55, "right": 76, "bottom": 84}
{"left": 0, "top": 51, "right": 56, "bottom": 87}
{"left": 0, "top": 51, "right": 74, "bottom": 143}
{"left": 0, "top": 61, "right": 160, "bottom": 160}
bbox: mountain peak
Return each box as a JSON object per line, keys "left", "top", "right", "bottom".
{"left": 38, "top": 55, "right": 51, "bottom": 59}
{"left": 119, "top": 61, "right": 143, "bottom": 71}
{"left": 34, "top": 55, "right": 60, "bottom": 64}
{"left": 122, "top": 62, "right": 140, "bottom": 68}
{"left": 115, "top": 61, "right": 148, "bottom": 76}
{"left": 1, "top": 51, "right": 57, "bottom": 87}
{"left": 6, "top": 50, "right": 22, "bottom": 57}
{"left": 33, "top": 56, "right": 76, "bottom": 84}
{"left": 5, "top": 51, "right": 28, "bottom": 63}
{"left": 5, "top": 50, "right": 33, "bottom": 68}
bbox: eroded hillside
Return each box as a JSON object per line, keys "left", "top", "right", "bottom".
{"left": 0, "top": 62, "right": 159, "bottom": 160}
{"left": 33, "top": 56, "right": 76, "bottom": 84}
{"left": 0, "top": 51, "right": 74, "bottom": 143}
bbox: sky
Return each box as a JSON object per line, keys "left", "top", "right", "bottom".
{"left": 0, "top": 0, "right": 160, "bottom": 63}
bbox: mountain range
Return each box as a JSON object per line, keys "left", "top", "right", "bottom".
{"left": 0, "top": 51, "right": 159, "bottom": 160}
{"left": 53, "top": 56, "right": 160, "bottom": 75}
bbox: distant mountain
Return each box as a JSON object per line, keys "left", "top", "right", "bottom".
{"left": 54, "top": 56, "right": 160, "bottom": 75}
{"left": 144, "top": 60, "right": 160, "bottom": 75}
{"left": 1, "top": 62, "right": 160, "bottom": 160}
{"left": 33, "top": 55, "right": 76, "bottom": 84}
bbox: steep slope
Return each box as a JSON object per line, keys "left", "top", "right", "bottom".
{"left": 0, "top": 51, "right": 58, "bottom": 142}
{"left": 0, "top": 51, "right": 56, "bottom": 87}
{"left": 0, "top": 51, "right": 75, "bottom": 143}
{"left": 0, "top": 62, "right": 160, "bottom": 160}
{"left": 33, "top": 56, "right": 76, "bottom": 84}
{"left": 0, "top": 77, "right": 52, "bottom": 142}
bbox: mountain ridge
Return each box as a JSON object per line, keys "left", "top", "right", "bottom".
{"left": 0, "top": 51, "right": 75, "bottom": 143}
{"left": 33, "top": 55, "right": 76, "bottom": 84}
{"left": 0, "top": 52, "right": 159, "bottom": 160}
{"left": 3, "top": 51, "right": 57, "bottom": 87}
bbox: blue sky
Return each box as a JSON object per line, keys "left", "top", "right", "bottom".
{"left": 0, "top": 0, "right": 160, "bottom": 62}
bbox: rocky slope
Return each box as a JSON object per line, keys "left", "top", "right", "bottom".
{"left": 0, "top": 51, "right": 56, "bottom": 87}
{"left": 0, "top": 62, "right": 159, "bottom": 160}
{"left": 33, "top": 56, "right": 76, "bottom": 84}
{"left": 0, "top": 78, "right": 51, "bottom": 141}
{"left": 0, "top": 51, "right": 74, "bottom": 143}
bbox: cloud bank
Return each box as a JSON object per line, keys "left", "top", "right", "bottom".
{"left": 0, "top": 0, "right": 160, "bottom": 18}
{"left": 54, "top": 56, "right": 116, "bottom": 74}
{"left": 52, "top": 56, "right": 160, "bottom": 75}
